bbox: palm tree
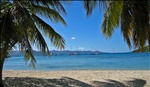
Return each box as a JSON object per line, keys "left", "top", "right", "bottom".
{"left": 83, "top": 0, "right": 150, "bottom": 51}
{"left": 0, "top": 0, "right": 67, "bottom": 86}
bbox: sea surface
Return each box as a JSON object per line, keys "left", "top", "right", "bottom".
{"left": 3, "top": 53, "right": 150, "bottom": 70}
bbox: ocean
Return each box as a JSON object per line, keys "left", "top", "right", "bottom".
{"left": 3, "top": 53, "right": 150, "bottom": 70}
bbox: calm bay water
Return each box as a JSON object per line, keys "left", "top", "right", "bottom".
{"left": 3, "top": 53, "right": 150, "bottom": 70}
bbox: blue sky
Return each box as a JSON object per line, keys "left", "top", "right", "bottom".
{"left": 39, "top": 2, "right": 132, "bottom": 53}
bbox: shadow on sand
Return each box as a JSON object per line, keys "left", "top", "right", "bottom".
{"left": 91, "top": 79, "right": 146, "bottom": 87}
{"left": 4, "top": 77, "right": 146, "bottom": 87}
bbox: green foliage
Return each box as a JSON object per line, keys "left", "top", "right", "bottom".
{"left": 102, "top": 1, "right": 123, "bottom": 38}
{"left": 0, "top": 0, "right": 66, "bottom": 67}
{"left": 83, "top": 0, "right": 150, "bottom": 50}
{"left": 83, "top": 0, "right": 107, "bottom": 16}
{"left": 133, "top": 45, "right": 149, "bottom": 52}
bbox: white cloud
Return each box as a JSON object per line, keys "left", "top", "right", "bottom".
{"left": 78, "top": 47, "right": 84, "bottom": 50}
{"left": 71, "top": 37, "right": 75, "bottom": 40}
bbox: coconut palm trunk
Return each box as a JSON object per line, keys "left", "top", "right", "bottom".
{"left": 0, "top": 56, "right": 4, "bottom": 87}
{"left": 0, "top": 45, "right": 9, "bottom": 87}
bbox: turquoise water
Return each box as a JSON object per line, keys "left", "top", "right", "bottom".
{"left": 3, "top": 53, "right": 150, "bottom": 70}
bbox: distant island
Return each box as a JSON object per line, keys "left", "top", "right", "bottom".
{"left": 8, "top": 50, "right": 147, "bottom": 57}
{"left": 8, "top": 50, "right": 105, "bottom": 57}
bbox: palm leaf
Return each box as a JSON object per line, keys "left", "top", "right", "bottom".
{"left": 132, "top": 1, "right": 148, "bottom": 48}
{"left": 83, "top": 0, "right": 108, "bottom": 16}
{"left": 32, "top": 0, "right": 67, "bottom": 14}
{"left": 28, "top": 4, "right": 67, "bottom": 26}
{"left": 83, "top": 0, "right": 97, "bottom": 16}
{"left": 32, "top": 14, "right": 65, "bottom": 50}
{"left": 23, "top": 34, "right": 36, "bottom": 68}
{"left": 17, "top": 5, "right": 50, "bottom": 55}
{"left": 102, "top": 1, "right": 123, "bottom": 38}
{"left": 120, "top": 1, "right": 133, "bottom": 48}
{"left": 133, "top": 45, "right": 149, "bottom": 52}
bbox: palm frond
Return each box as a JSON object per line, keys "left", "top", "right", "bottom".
{"left": 133, "top": 45, "right": 149, "bottom": 52}
{"left": 29, "top": 4, "right": 67, "bottom": 26}
{"left": 121, "top": 1, "right": 133, "bottom": 48}
{"left": 34, "top": 27, "right": 50, "bottom": 55}
{"left": 49, "top": 1, "right": 67, "bottom": 15}
{"left": 102, "top": 1, "right": 123, "bottom": 38}
{"left": 132, "top": 1, "right": 148, "bottom": 48}
{"left": 29, "top": 1, "right": 67, "bottom": 15}
{"left": 23, "top": 34, "right": 36, "bottom": 68}
{"left": 17, "top": 7, "right": 50, "bottom": 55}
{"left": 13, "top": 21, "right": 36, "bottom": 68}
{"left": 83, "top": 0, "right": 97, "bottom": 16}
{"left": 83, "top": 0, "right": 109, "bottom": 16}
{"left": 32, "top": 14, "right": 65, "bottom": 50}
{"left": 11, "top": 4, "right": 51, "bottom": 67}
{"left": 98, "top": 0, "right": 109, "bottom": 11}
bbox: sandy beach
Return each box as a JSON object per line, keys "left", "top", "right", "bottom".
{"left": 3, "top": 70, "right": 150, "bottom": 87}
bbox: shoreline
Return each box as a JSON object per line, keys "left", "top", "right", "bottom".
{"left": 3, "top": 70, "right": 150, "bottom": 87}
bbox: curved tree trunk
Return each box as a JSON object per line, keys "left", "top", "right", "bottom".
{"left": 0, "top": 57, "right": 4, "bottom": 87}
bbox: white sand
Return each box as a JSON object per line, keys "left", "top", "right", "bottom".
{"left": 3, "top": 70, "right": 150, "bottom": 87}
